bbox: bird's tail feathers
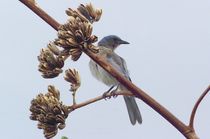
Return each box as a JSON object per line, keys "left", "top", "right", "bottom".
{"left": 123, "top": 96, "right": 142, "bottom": 125}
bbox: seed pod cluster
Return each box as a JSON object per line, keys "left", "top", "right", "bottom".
{"left": 53, "top": 3, "right": 101, "bottom": 61}
{"left": 34, "top": 4, "right": 102, "bottom": 138}
{"left": 38, "top": 43, "right": 64, "bottom": 78}
{"left": 30, "top": 85, "right": 69, "bottom": 139}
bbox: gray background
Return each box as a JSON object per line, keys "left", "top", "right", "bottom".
{"left": 1, "top": 0, "right": 209, "bottom": 138}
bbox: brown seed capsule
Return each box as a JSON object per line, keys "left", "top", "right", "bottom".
{"left": 75, "top": 30, "right": 85, "bottom": 43}
{"left": 64, "top": 68, "right": 81, "bottom": 92}
{"left": 95, "top": 9, "right": 102, "bottom": 21}
{"left": 58, "top": 123, "right": 66, "bottom": 129}
{"left": 86, "top": 3, "right": 95, "bottom": 18}
{"left": 75, "top": 9, "right": 90, "bottom": 23}
{"left": 66, "top": 38, "right": 79, "bottom": 46}
{"left": 69, "top": 48, "right": 82, "bottom": 61}
{"left": 65, "top": 8, "right": 75, "bottom": 17}
{"left": 84, "top": 22, "right": 93, "bottom": 38}
{"left": 47, "top": 42, "right": 60, "bottom": 56}
{"left": 29, "top": 86, "right": 69, "bottom": 139}
{"left": 54, "top": 39, "right": 68, "bottom": 47}
{"left": 77, "top": 4, "right": 92, "bottom": 22}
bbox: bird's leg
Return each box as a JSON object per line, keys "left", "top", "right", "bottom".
{"left": 103, "top": 85, "right": 115, "bottom": 99}
{"left": 110, "top": 84, "right": 120, "bottom": 98}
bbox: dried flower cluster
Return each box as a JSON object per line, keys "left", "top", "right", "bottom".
{"left": 30, "top": 85, "right": 69, "bottom": 138}
{"left": 38, "top": 42, "right": 65, "bottom": 78}
{"left": 38, "top": 3, "right": 102, "bottom": 78}
{"left": 34, "top": 3, "right": 102, "bottom": 138}
{"left": 54, "top": 3, "right": 102, "bottom": 61}
{"left": 64, "top": 69, "right": 81, "bottom": 92}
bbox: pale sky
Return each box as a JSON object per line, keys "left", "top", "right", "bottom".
{"left": 1, "top": 0, "right": 210, "bottom": 139}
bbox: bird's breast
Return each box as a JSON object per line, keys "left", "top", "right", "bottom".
{"left": 89, "top": 60, "right": 117, "bottom": 86}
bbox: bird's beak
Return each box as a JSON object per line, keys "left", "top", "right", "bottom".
{"left": 119, "top": 39, "right": 130, "bottom": 44}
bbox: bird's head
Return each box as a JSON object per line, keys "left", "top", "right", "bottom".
{"left": 98, "top": 35, "right": 129, "bottom": 50}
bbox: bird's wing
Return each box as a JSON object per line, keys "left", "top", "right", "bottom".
{"left": 119, "top": 56, "right": 132, "bottom": 81}
{"left": 107, "top": 52, "right": 131, "bottom": 80}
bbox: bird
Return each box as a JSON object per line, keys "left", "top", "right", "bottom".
{"left": 89, "top": 35, "right": 142, "bottom": 125}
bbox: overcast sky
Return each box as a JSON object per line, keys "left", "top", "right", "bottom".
{"left": 1, "top": 0, "right": 210, "bottom": 139}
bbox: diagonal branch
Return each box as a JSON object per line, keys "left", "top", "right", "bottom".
{"left": 189, "top": 85, "right": 210, "bottom": 129}
{"left": 19, "top": 1, "right": 200, "bottom": 138}
{"left": 20, "top": 0, "right": 60, "bottom": 30}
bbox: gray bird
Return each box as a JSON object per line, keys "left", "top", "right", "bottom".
{"left": 89, "top": 35, "right": 142, "bottom": 125}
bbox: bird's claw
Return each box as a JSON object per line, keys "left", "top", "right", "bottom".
{"left": 102, "top": 85, "right": 115, "bottom": 100}
{"left": 110, "top": 90, "right": 119, "bottom": 98}
{"left": 102, "top": 89, "right": 119, "bottom": 100}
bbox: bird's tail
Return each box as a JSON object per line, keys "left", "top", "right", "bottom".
{"left": 123, "top": 96, "right": 142, "bottom": 125}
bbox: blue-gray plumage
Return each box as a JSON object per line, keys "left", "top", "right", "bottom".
{"left": 89, "top": 35, "right": 142, "bottom": 125}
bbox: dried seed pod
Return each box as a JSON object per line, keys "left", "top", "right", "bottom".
{"left": 95, "top": 9, "right": 103, "bottom": 21}
{"left": 66, "top": 38, "right": 79, "bottom": 46}
{"left": 56, "top": 115, "right": 65, "bottom": 123}
{"left": 75, "top": 9, "right": 90, "bottom": 23}
{"left": 54, "top": 38, "right": 69, "bottom": 48}
{"left": 47, "top": 42, "right": 60, "bottom": 56}
{"left": 85, "top": 3, "right": 95, "bottom": 18}
{"left": 64, "top": 69, "right": 81, "bottom": 92}
{"left": 75, "top": 30, "right": 85, "bottom": 43}
{"left": 53, "top": 105, "right": 62, "bottom": 115}
{"left": 57, "top": 30, "right": 74, "bottom": 40}
{"left": 38, "top": 48, "right": 64, "bottom": 78}
{"left": 48, "top": 85, "right": 60, "bottom": 100}
{"left": 44, "top": 129, "right": 57, "bottom": 139}
{"left": 58, "top": 123, "right": 66, "bottom": 129}
{"left": 64, "top": 69, "right": 80, "bottom": 85}
{"left": 65, "top": 8, "right": 75, "bottom": 17}
{"left": 29, "top": 86, "right": 69, "bottom": 139}
{"left": 77, "top": 4, "right": 92, "bottom": 22}
{"left": 84, "top": 22, "right": 93, "bottom": 38}
{"left": 85, "top": 3, "right": 102, "bottom": 22}
{"left": 69, "top": 48, "right": 82, "bottom": 61}
{"left": 39, "top": 66, "right": 63, "bottom": 78}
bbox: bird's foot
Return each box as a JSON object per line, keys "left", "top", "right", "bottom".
{"left": 110, "top": 90, "right": 119, "bottom": 98}
{"left": 110, "top": 84, "right": 120, "bottom": 98}
{"left": 103, "top": 85, "right": 115, "bottom": 100}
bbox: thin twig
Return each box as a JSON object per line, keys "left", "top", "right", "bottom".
{"left": 189, "top": 85, "right": 210, "bottom": 129}
{"left": 69, "top": 91, "right": 133, "bottom": 111}
{"left": 19, "top": 1, "right": 200, "bottom": 138}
